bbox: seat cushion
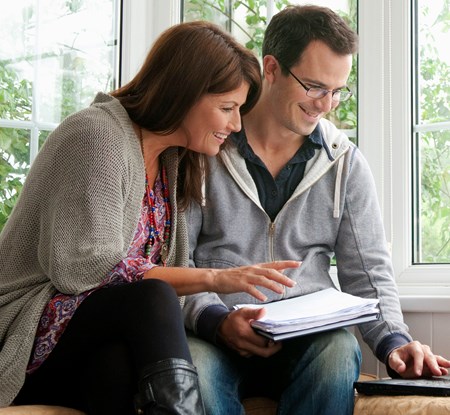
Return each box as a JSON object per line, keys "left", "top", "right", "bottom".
{"left": 242, "top": 397, "right": 278, "bottom": 415}
{"left": 0, "top": 373, "right": 385, "bottom": 415}
{"left": 354, "top": 373, "right": 450, "bottom": 415}
{"left": 354, "top": 395, "right": 450, "bottom": 415}
{"left": 0, "top": 406, "right": 85, "bottom": 415}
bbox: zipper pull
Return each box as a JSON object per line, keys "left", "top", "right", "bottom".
{"left": 269, "top": 222, "right": 275, "bottom": 236}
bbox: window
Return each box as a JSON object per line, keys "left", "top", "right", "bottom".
{"left": 0, "top": 0, "right": 121, "bottom": 229}
{"left": 412, "top": 0, "right": 450, "bottom": 264}
{"left": 358, "top": 0, "right": 450, "bottom": 298}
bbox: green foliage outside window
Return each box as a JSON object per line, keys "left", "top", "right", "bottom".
{"left": 416, "top": 1, "right": 450, "bottom": 262}
{"left": 185, "top": 0, "right": 289, "bottom": 51}
{"left": 0, "top": 63, "right": 32, "bottom": 229}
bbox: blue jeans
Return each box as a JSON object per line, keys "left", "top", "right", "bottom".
{"left": 187, "top": 329, "right": 361, "bottom": 415}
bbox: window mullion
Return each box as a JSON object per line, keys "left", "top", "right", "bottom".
{"left": 359, "top": 0, "right": 419, "bottom": 285}
{"left": 358, "top": 0, "right": 392, "bottom": 224}
{"left": 30, "top": 0, "right": 41, "bottom": 164}
{"left": 121, "top": 0, "right": 180, "bottom": 85}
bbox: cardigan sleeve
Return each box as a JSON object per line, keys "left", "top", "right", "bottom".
{"left": 35, "top": 105, "right": 144, "bottom": 295}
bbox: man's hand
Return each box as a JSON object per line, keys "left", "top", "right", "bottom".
{"left": 388, "top": 341, "right": 450, "bottom": 378}
{"left": 217, "top": 307, "right": 282, "bottom": 358}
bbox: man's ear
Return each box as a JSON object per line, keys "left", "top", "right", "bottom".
{"left": 263, "top": 55, "right": 281, "bottom": 83}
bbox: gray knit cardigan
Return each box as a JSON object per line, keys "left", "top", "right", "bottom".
{"left": 0, "top": 93, "right": 188, "bottom": 406}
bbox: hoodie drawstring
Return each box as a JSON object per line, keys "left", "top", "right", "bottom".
{"left": 333, "top": 156, "right": 345, "bottom": 218}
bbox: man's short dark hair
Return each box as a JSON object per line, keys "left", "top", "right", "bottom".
{"left": 262, "top": 5, "right": 358, "bottom": 73}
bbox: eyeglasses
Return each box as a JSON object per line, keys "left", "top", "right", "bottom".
{"left": 285, "top": 68, "right": 353, "bottom": 103}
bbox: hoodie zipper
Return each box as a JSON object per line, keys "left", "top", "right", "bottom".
{"left": 269, "top": 221, "right": 290, "bottom": 300}
{"left": 269, "top": 222, "right": 276, "bottom": 262}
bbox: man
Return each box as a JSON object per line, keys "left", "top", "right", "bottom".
{"left": 183, "top": 5, "right": 450, "bottom": 415}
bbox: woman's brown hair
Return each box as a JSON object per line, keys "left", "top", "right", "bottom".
{"left": 111, "top": 21, "right": 262, "bottom": 209}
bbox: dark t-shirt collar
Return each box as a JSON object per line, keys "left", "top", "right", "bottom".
{"left": 231, "top": 124, "right": 324, "bottom": 165}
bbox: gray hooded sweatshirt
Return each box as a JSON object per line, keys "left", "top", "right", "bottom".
{"left": 183, "top": 118, "right": 412, "bottom": 367}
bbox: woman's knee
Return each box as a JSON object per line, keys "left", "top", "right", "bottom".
{"left": 128, "top": 278, "right": 177, "bottom": 302}
{"left": 77, "top": 278, "right": 183, "bottom": 339}
{"left": 113, "top": 279, "right": 181, "bottom": 317}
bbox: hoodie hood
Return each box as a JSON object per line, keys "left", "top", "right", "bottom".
{"left": 220, "top": 118, "right": 352, "bottom": 219}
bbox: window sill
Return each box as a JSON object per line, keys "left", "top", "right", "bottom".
{"left": 399, "top": 285, "right": 450, "bottom": 313}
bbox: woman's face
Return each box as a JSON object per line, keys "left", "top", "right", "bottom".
{"left": 181, "top": 82, "right": 250, "bottom": 156}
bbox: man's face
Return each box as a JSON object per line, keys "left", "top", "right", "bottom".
{"left": 267, "top": 40, "right": 353, "bottom": 138}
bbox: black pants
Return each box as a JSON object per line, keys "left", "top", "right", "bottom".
{"left": 15, "top": 279, "right": 191, "bottom": 415}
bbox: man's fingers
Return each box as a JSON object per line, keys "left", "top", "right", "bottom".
{"left": 389, "top": 342, "right": 450, "bottom": 378}
{"left": 436, "top": 355, "right": 450, "bottom": 367}
{"left": 389, "top": 352, "right": 406, "bottom": 373}
{"left": 238, "top": 306, "right": 266, "bottom": 321}
{"left": 423, "top": 352, "right": 450, "bottom": 376}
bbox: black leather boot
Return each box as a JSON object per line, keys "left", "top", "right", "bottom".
{"left": 134, "top": 358, "right": 206, "bottom": 415}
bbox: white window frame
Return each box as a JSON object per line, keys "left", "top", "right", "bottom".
{"left": 359, "top": 0, "right": 450, "bottom": 309}
{"left": 139, "top": 0, "right": 450, "bottom": 309}
{"left": 121, "top": 0, "right": 181, "bottom": 84}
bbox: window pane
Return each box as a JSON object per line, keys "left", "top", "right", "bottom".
{"left": 416, "top": 130, "right": 450, "bottom": 263}
{"left": 0, "top": 0, "right": 120, "bottom": 125}
{"left": 416, "top": 0, "right": 450, "bottom": 125}
{"left": 0, "top": 0, "right": 121, "bottom": 231}
{"left": 413, "top": 0, "right": 450, "bottom": 263}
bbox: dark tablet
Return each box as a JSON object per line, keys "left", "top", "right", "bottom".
{"left": 354, "top": 375, "right": 450, "bottom": 397}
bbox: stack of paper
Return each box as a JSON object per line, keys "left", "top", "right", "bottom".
{"left": 234, "top": 288, "right": 379, "bottom": 341}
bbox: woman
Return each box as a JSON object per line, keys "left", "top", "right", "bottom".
{"left": 0, "top": 21, "right": 298, "bottom": 415}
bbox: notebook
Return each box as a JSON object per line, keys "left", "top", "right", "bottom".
{"left": 234, "top": 288, "right": 379, "bottom": 341}
{"left": 254, "top": 314, "right": 378, "bottom": 341}
{"left": 354, "top": 375, "right": 450, "bottom": 397}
